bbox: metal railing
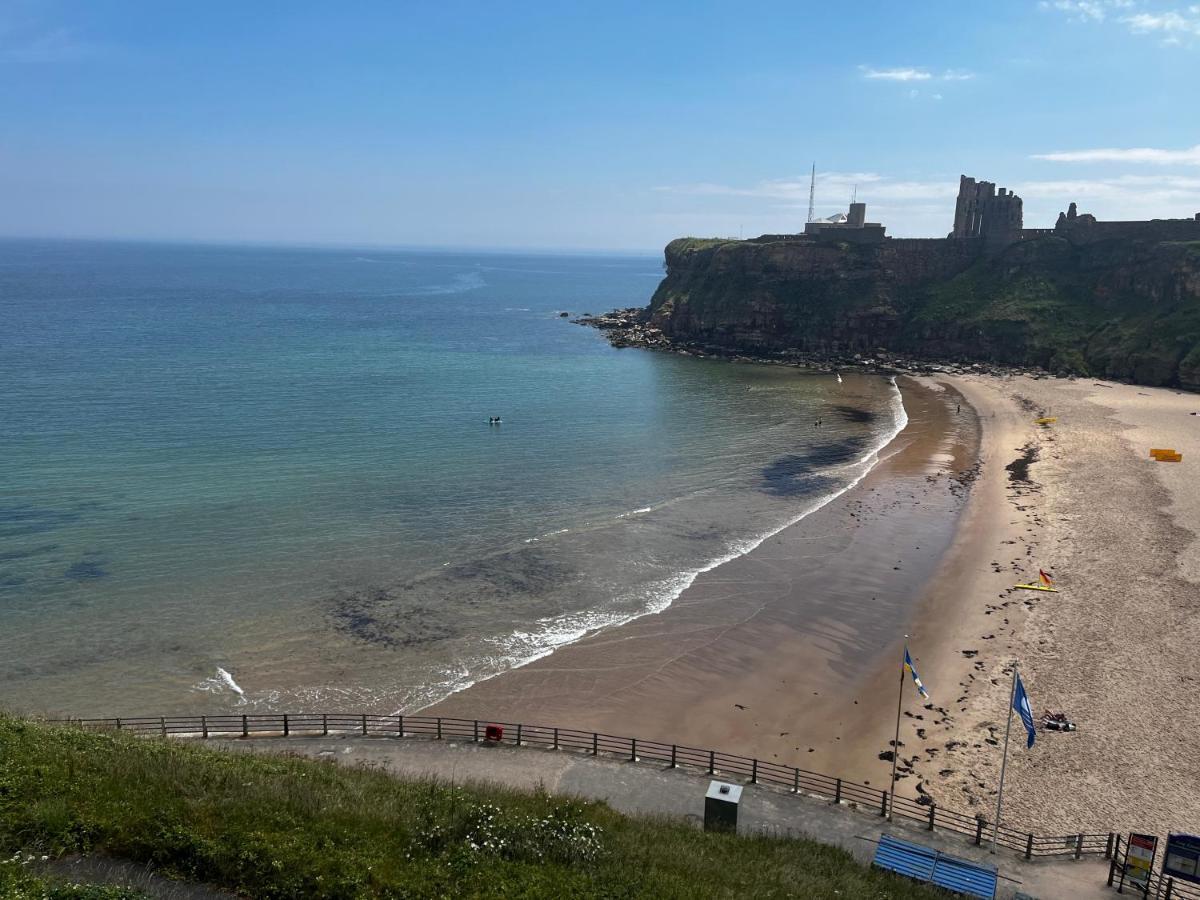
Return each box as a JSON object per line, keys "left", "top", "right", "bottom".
{"left": 60, "top": 712, "right": 1116, "bottom": 862}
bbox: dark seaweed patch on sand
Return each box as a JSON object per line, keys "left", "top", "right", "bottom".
{"left": 1005, "top": 443, "right": 1039, "bottom": 483}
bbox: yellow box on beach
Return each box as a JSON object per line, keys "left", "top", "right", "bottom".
{"left": 1155, "top": 453, "right": 1183, "bottom": 463}
{"left": 1150, "top": 448, "right": 1176, "bottom": 458}
{"left": 1035, "top": 417, "right": 1057, "bottom": 425}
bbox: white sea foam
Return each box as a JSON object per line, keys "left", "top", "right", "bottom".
{"left": 616, "top": 506, "right": 653, "bottom": 518}
{"left": 193, "top": 666, "right": 246, "bottom": 703}
{"left": 523, "top": 527, "right": 569, "bottom": 543}
{"left": 405, "top": 379, "right": 910, "bottom": 714}
{"left": 217, "top": 666, "right": 245, "bottom": 696}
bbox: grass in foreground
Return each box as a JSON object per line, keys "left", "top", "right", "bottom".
{"left": 1, "top": 853, "right": 143, "bottom": 898}
{"left": 0, "top": 715, "right": 947, "bottom": 899}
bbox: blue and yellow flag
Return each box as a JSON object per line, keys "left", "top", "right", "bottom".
{"left": 1013, "top": 672, "right": 1036, "bottom": 749}
{"left": 903, "top": 648, "right": 930, "bottom": 699}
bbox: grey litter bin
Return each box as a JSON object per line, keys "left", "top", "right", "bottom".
{"left": 704, "top": 780, "right": 742, "bottom": 833}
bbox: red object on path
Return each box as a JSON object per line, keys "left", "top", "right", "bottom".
{"left": 484, "top": 724, "right": 504, "bottom": 742}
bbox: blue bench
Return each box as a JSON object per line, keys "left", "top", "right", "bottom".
{"left": 873, "top": 833, "right": 998, "bottom": 900}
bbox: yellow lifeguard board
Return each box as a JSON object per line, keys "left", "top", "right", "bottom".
{"left": 1035, "top": 417, "right": 1058, "bottom": 425}
{"left": 1014, "top": 583, "right": 1059, "bottom": 592}
{"left": 1151, "top": 448, "right": 1183, "bottom": 462}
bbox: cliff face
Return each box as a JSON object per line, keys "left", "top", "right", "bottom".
{"left": 648, "top": 235, "right": 1200, "bottom": 389}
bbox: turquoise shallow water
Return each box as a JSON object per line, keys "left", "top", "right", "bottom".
{"left": 0, "top": 239, "right": 904, "bottom": 715}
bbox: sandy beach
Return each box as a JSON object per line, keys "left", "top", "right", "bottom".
{"left": 902, "top": 373, "right": 1200, "bottom": 839}
{"left": 430, "top": 369, "right": 1200, "bottom": 841}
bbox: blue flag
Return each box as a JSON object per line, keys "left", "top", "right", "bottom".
{"left": 904, "top": 648, "right": 929, "bottom": 699}
{"left": 1013, "top": 671, "right": 1036, "bottom": 749}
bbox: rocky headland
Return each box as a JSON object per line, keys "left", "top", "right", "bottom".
{"left": 582, "top": 230, "right": 1200, "bottom": 389}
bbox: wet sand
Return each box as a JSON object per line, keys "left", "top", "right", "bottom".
{"left": 428, "top": 376, "right": 980, "bottom": 781}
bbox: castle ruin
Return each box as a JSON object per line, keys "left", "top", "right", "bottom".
{"left": 791, "top": 173, "right": 1200, "bottom": 252}
{"left": 950, "top": 176, "right": 1024, "bottom": 249}
{"left": 949, "top": 174, "right": 1200, "bottom": 252}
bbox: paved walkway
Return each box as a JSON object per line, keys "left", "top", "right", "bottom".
{"left": 212, "top": 733, "right": 1117, "bottom": 900}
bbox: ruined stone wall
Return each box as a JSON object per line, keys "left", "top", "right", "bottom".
{"left": 1058, "top": 218, "right": 1200, "bottom": 246}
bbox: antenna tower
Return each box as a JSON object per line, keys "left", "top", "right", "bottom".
{"left": 806, "top": 162, "right": 816, "bottom": 224}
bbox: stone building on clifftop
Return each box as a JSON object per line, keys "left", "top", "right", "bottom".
{"left": 950, "top": 175, "right": 1024, "bottom": 250}
{"left": 803, "top": 200, "right": 887, "bottom": 244}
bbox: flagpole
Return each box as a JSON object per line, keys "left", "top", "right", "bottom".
{"left": 887, "top": 635, "right": 908, "bottom": 823}
{"left": 990, "top": 660, "right": 1019, "bottom": 853}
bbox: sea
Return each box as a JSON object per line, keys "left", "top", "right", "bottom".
{"left": 0, "top": 239, "right": 906, "bottom": 716}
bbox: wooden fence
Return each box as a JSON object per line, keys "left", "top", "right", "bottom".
{"left": 63, "top": 712, "right": 1117, "bottom": 863}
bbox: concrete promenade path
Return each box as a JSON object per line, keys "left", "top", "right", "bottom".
{"left": 211, "top": 733, "right": 1116, "bottom": 900}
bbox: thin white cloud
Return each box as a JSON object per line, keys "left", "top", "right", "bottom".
{"left": 1122, "top": 9, "right": 1200, "bottom": 35}
{"left": 860, "top": 66, "right": 932, "bottom": 81}
{"left": 1042, "top": 0, "right": 1200, "bottom": 43}
{"left": 1038, "top": 1, "right": 1117, "bottom": 22}
{"left": 1032, "top": 144, "right": 1200, "bottom": 164}
{"left": 859, "top": 65, "right": 976, "bottom": 82}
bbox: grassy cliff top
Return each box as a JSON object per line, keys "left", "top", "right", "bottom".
{"left": 0, "top": 715, "right": 945, "bottom": 899}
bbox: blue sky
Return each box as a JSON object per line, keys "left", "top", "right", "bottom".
{"left": 2, "top": 0, "right": 1198, "bottom": 250}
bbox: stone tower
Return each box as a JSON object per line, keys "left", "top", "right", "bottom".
{"left": 951, "top": 175, "right": 1024, "bottom": 249}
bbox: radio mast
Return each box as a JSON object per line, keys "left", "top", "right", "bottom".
{"left": 806, "top": 163, "right": 816, "bottom": 224}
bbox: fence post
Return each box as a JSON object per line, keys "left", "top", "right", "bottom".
{"left": 928, "top": 804, "right": 936, "bottom": 831}
{"left": 708, "top": 750, "right": 715, "bottom": 775}
{"left": 974, "top": 818, "right": 984, "bottom": 846}
{"left": 1165, "top": 876, "right": 1175, "bottom": 900}
{"left": 398, "top": 715, "right": 404, "bottom": 737}
{"left": 160, "top": 716, "right": 166, "bottom": 737}
{"left": 631, "top": 738, "right": 637, "bottom": 762}
{"left": 553, "top": 728, "right": 559, "bottom": 751}
{"left": 670, "top": 744, "right": 677, "bottom": 768}
{"left": 751, "top": 759, "right": 758, "bottom": 784}
{"left": 1075, "top": 833, "right": 1083, "bottom": 860}
{"left": 322, "top": 714, "right": 327, "bottom": 737}
{"left": 437, "top": 718, "right": 442, "bottom": 740}
{"left": 361, "top": 714, "right": 367, "bottom": 735}
{"left": 592, "top": 732, "right": 597, "bottom": 755}
{"left": 833, "top": 777, "right": 841, "bottom": 803}
{"left": 1025, "top": 833, "right": 1034, "bottom": 860}
{"left": 473, "top": 720, "right": 479, "bottom": 742}
{"left": 880, "top": 790, "right": 888, "bottom": 817}
{"left": 516, "top": 724, "right": 522, "bottom": 747}
{"left": 1108, "top": 835, "right": 1121, "bottom": 886}
{"left": 116, "top": 717, "right": 122, "bottom": 731}
{"left": 283, "top": 714, "right": 289, "bottom": 737}
{"left": 201, "top": 716, "right": 208, "bottom": 739}
{"left": 797, "top": 769, "right": 803, "bottom": 796}
{"left": 1106, "top": 832, "right": 1115, "bottom": 859}
{"left": 242, "top": 714, "right": 248, "bottom": 738}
